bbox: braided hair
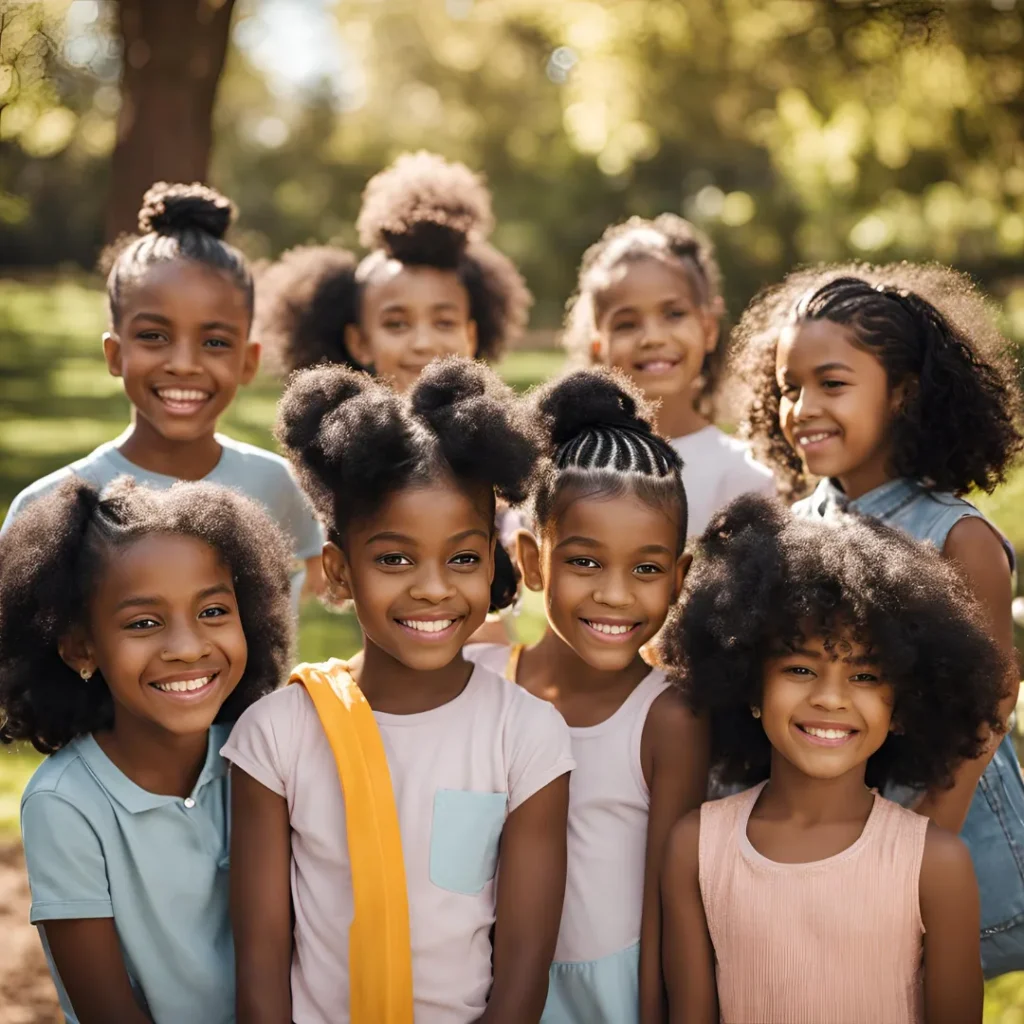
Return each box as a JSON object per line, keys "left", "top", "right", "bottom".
{"left": 101, "top": 181, "right": 253, "bottom": 326}
{"left": 530, "top": 367, "right": 688, "bottom": 549}
{"left": 731, "top": 262, "right": 1022, "bottom": 497}
{"left": 563, "top": 215, "right": 725, "bottom": 416}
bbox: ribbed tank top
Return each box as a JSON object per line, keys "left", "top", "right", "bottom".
{"left": 699, "top": 781, "right": 928, "bottom": 1024}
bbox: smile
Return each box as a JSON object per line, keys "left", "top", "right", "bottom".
{"left": 396, "top": 616, "right": 462, "bottom": 640}
{"left": 581, "top": 618, "right": 641, "bottom": 641}
{"left": 149, "top": 672, "right": 218, "bottom": 697}
{"left": 154, "top": 387, "right": 213, "bottom": 414}
{"left": 634, "top": 359, "right": 680, "bottom": 374}
{"left": 795, "top": 723, "right": 857, "bottom": 747}
{"left": 795, "top": 429, "right": 840, "bottom": 449}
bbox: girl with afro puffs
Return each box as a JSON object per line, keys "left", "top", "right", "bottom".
{"left": 660, "top": 495, "right": 1006, "bottom": 1024}
{"left": 730, "top": 263, "right": 1024, "bottom": 976}
{"left": 253, "top": 151, "right": 532, "bottom": 393}
{"left": 1, "top": 477, "right": 294, "bottom": 1024}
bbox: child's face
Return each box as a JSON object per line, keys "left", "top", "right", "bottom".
{"left": 346, "top": 263, "right": 478, "bottom": 393}
{"left": 324, "top": 481, "right": 495, "bottom": 671}
{"left": 760, "top": 634, "right": 894, "bottom": 783}
{"left": 593, "top": 257, "right": 718, "bottom": 405}
{"left": 73, "top": 533, "right": 248, "bottom": 739}
{"left": 521, "top": 491, "right": 688, "bottom": 672}
{"left": 776, "top": 319, "right": 899, "bottom": 498}
{"left": 104, "top": 261, "right": 259, "bottom": 445}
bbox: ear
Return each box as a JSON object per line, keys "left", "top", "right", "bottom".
{"left": 102, "top": 331, "right": 124, "bottom": 379}
{"left": 344, "top": 323, "right": 374, "bottom": 371}
{"left": 589, "top": 335, "right": 605, "bottom": 365}
{"left": 322, "top": 542, "right": 354, "bottom": 603}
{"left": 889, "top": 379, "right": 909, "bottom": 415}
{"left": 671, "top": 552, "right": 692, "bottom": 602}
{"left": 701, "top": 297, "right": 724, "bottom": 353}
{"left": 241, "top": 341, "right": 261, "bottom": 385}
{"left": 466, "top": 319, "right": 479, "bottom": 359}
{"left": 515, "top": 530, "right": 544, "bottom": 593}
{"left": 58, "top": 628, "right": 96, "bottom": 680}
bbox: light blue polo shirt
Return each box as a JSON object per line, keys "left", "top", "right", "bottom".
{"left": 20, "top": 724, "right": 235, "bottom": 1024}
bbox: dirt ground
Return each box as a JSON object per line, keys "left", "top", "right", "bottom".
{"left": 0, "top": 842, "right": 60, "bottom": 1024}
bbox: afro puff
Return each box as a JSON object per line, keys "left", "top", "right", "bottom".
{"left": 660, "top": 493, "right": 1008, "bottom": 792}
{"left": 730, "top": 262, "right": 1023, "bottom": 498}
{"left": 254, "top": 152, "right": 532, "bottom": 376}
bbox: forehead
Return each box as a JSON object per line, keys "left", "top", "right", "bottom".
{"left": 775, "top": 318, "right": 872, "bottom": 375}
{"left": 118, "top": 260, "right": 249, "bottom": 324}
{"left": 549, "top": 488, "right": 681, "bottom": 548}
{"left": 594, "top": 255, "right": 700, "bottom": 317}
{"left": 351, "top": 480, "right": 492, "bottom": 540}
{"left": 362, "top": 262, "right": 470, "bottom": 312}
{"left": 788, "top": 629, "right": 875, "bottom": 662}
{"left": 94, "top": 533, "right": 230, "bottom": 601}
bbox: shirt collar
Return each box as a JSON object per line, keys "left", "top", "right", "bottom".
{"left": 815, "top": 477, "right": 921, "bottom": 522}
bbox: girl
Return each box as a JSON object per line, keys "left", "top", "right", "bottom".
{"left": 661, "top": 496, "right": 1006, "bottom": 1024}
{"left": 1, "top": 181, "right": 325, "bottom": 604}
{"left": 223, "top": 357, "right": 574, "bottom": 1023}
{"left": 732, "top": 263, "right": 1024, "bottom": 976}
{"left": 563, "top": 215, "right": 774, "bottom": 538}
{"left": 1, "top": 477, "right": 294, "bottom": 1024}
{"left": 466, "top": 368, "right": 708, "bottom": 1024}
{"left": 254, "top": 151, "right": 533, "bottom": 392}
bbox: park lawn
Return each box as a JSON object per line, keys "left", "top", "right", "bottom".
{"left": 4, "top": 278, "right": 1024, "bottom": 1020}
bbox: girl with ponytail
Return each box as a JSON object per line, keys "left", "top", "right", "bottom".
{"left": 465, "top": 367, "right": 707, "bottom": 1024}
{"left": 224, "top": 357, "right": 573, "bottom": 1024}
{"left": 731, "top": 262, "right": 1024, "bottom": 976}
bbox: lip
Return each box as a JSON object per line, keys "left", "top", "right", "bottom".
{"left": 793, "top": 721, "right": 858, "bottom": 747}
{"left": 394, "top": 615, "right": 464, "bottom": 642}
{"left": 579, "top": 617, "right": 643, "bottom": 644}
{"left": 633, "top": 358, "right": 681, "bottom": 375}
{"left": 794, "top": 428, "right": 841, "bottom": 453}
{"left": 152, "top": 386, "right": 214, "bottom": 417}
{"left": 147, "top": 669, "right": 221, "bottom": 702}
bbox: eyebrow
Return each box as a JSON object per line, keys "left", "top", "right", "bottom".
{"left": 379, "top": 301, "right": 460, "bottom": 313}
{"left": 113, "top": 583, "right": 233, "bottom": 613}
{"left": 365, "top": 528, "right": 489, "bottom": 545}
{"left": 553, "top": 535, "right": 601, "bottom": 551}
{"left": 129, "top": 312, "right": 242, "bottom": 335}
{"left": 814, "top": 361, "right": 854, "bottom": 373}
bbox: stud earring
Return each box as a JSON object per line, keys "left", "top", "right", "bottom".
{"left": 750, "top": 706, "right": 761, "bottom": 719}
{"left": 80, "top": 667, "right": 94, "bottom": 681}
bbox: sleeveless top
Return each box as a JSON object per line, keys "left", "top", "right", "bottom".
{"left": 700, "top": 783, "right": 927, "bottom": 1024}
{"left": 795, "top": 477, "right": 1024, "bottom": 977}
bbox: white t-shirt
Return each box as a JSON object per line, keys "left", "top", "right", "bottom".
{"left": 221, "top": 663, "right": 575, "bottom": 1024}
{"left": 670, "top": 426, "right": 775, "bottom": 539}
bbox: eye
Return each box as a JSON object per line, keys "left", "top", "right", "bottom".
{"left": 199, "top": 605, "right": 229, "bottom": 619}
{"left": 634, "top": 562, "right": 664, "bottom": 576}
{"left": 567, "top": 556, "right": 601, "bottom": 570}
{"left": 611, "top": 318, "right": 638, "bottom": 334}
{"left": 779, "top": 382, "right": 799, "bottom": 399}
{"left": 383, "top": 318, "right": 408, "bottom": 332}
{"left": 125, "top": 617, "right": 160, "bottom": 630}
{"left": 449, "top": 552, "right": 481, "bottom": 566}
{"left": 783, "top": 664, "right": 814, "bottom": 677}
{"left": 821, "top": 378, "right": 847, "bottom": 390}
{"left": 377, "top": 553, "right": 413, "bottom": 567}
{"left": 436, "top": 319, "right": 458, "bottom": 331}
{"left": 204, "top": 337, "right": 231, "bottom": 349}
{"left": 850, "top": 671, "right": 881, "bottom": 684}
{"left": 137, "top": 330, "right": 167, "bottom": 343}
{"left": 665, "top": 307, "right": 687, "bottom": 321}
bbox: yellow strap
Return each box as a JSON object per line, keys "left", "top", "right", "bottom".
{"left": 506, "top": 643, "right": 525, "bottom": 682}
{"left": 289, "top": 659, "right": 413, "bottom": 1024}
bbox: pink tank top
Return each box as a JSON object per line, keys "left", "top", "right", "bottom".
{"left": 699, "top": 781, "right": 928, "bottom": 1024}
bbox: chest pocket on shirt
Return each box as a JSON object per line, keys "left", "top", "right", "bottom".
{"left": 429, "top": 789, "right": 508, "bottom": 895}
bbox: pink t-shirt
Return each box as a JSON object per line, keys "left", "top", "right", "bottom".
{"left": 221, "top": 661, "right": 575, "bottom": 1024}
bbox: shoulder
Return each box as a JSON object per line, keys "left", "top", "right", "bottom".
{"left": 229, "top": 682, "right": 312, "bottom": 733}
{"left": 643, "top": 683, "right": 701, "bottom": 748}
{"left": 215, "top": 435, "right": 295, "bottom": 480}
{"left": 2, "top": 453, "right": 110, "bottom": 529}
{"left": 471, "top": 662, "right": 562, "bottom": 727}
{"left": 463, "top": 642, "right": 512, "bottom": 677}
{"left": 20, "top": 741, "right": 111, "bottom": 830}
{"left": 21, "top": 741, "right": 91, "bottom": 802}
{"left": 943, "top": 512, "right": 1012, "bottom": 570}
{"left": 921, "top": 820, "right": 974, "bottom": 876}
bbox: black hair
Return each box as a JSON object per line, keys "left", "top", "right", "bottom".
{"left": 101, "top": 181, "right": 254, "bottom": 326}
{"left": 661, "top": 493, "right": 1008, "bottom": 792}
{"left": 0, "top": 477, "right": 294, "bottom": 754}
{"left": 275, "top": 356, "right": 539, "bottom": 611}
{"left": 731, "top": 262, "right": 1023, "bottom": 498}
{"left": 529, "top": 367, "right": 688, "bottom": 550}
{"left": 563, "top": 215, "right": 725, "bottom": 416}
{"left": 255, "top": 152, "right": 533, "bottom": 376}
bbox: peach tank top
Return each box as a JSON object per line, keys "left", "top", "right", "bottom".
{"left": 699, "top": 781, "right": 928, "bottom": 1024}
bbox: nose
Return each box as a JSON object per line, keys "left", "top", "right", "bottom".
{"left": 808, "top": 671, "right": 849, "bottom": 713}
{"left": 408, "top": 562, "right": 457, "bottom": 604}
{"left": 638, "top": 314, "right": 668, "bottom": 347}
{"left": 791, "top": 386, "right": 820, "bottom": 422}
{"left": 161, "top": 618, "right": 211, "bottom": 663}
{"left": 409, "top": 322, "right": 440, "bottom": 355}
{"left": 593, "top": 569, "right": 635, "bottom": 610}
{"left": 166, "top": 337, "right": 202, "bottom": 375}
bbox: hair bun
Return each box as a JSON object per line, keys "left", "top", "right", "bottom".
{"left": 138, "top": 181, "right": 235, "bottom": 239}
{"left": 536, "top": 368, "right": 654, "bottom": 449}
{"left": 700, "top": 493, "right": 788, "bottom": 555}
{"left": 410, "top": 356, "right": 489, "bottom": 418}
{"left": 275, "top": 365, "right": 373, "bottom": 456}
{"left": 357, "top": 152, "right": 494, "bottom": 267}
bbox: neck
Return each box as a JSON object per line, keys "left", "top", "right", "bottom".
{"left": 525, "top": 626, "right": 649, "bottom": 697}
{"left": 835, "top": 453, "right": 894, "bottom": 502}
{"left": 95, "top": 712, "right": 211, "bottom": 798}
{"left": 652, "top": 394, "right": 708, "bottom": 440}
{"left": 355, "top": 638, "right": 473, "bottom": 714}
{"left": 117, "top": 413, "right": 222, "bottom": 480}
{"left": 760, "top": 751, "right": 874, "bottom": 824}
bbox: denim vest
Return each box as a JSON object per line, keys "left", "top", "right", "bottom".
{"left": 795, "top": 477, "right": 1024, "bottom": 977}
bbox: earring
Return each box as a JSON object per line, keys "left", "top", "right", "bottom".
{"left": 80, "top": 667, "right": 94, "bottom": 681}
{"left": 750, "top": 706, "right": 761, "bottom": 719}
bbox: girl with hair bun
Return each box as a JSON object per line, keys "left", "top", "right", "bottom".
{"left": 732, "top": 261, "right": 1024, "bottom": 977}
{"left": 466, "top": 367, "right": 707, "bottom": 1024}
{"left": 253, "top": 151, "right": 532, "bottom": 393}
{"left": 1, "top": 181, "right": 325, "bottom": 605}
{"left": 224, "top": 357, "right": 573, "bottom": 1024}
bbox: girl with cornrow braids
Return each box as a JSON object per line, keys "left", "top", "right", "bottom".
{"left": 466, "top": 367, "right": 708, "bottom": 1024}
{"left": 731, "top": 262, "right": 1024, "bottom": 977}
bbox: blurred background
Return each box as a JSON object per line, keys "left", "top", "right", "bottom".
{"left": 4, "top": 0, "right": 1024, "bottom": 1019}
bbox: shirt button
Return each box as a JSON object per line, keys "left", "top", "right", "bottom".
{"left": 184, "top": 797, "right": 196, "bottom": 809}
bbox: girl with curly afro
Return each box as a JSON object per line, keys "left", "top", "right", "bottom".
{"left": 0, "top": 477, "right": 294, "bottom": 1024}
{"left": 223, "top": 357, "right": 573, "bottom": 1023}
{"left": 254, "top": 151, "right": 532, "bottom": 394}
{"left": 731, "top": 262, "right": 1024, "bottom": 975}
{"left": 465, "top": 367, "right": 706, "bottom": 1024}
{"left": 0, "top": 181, "right": 326, "bottom": 606}
{"left": 563, "top": 215, "right": 774, "bottom": 539}
{"left": 660, "top": 495, "right": 1007, "bottom": 1023}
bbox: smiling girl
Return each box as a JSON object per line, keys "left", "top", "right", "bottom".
{"left": 660, "top": 496, "right": 1007, "bottom": 1024}
{"left": 0, "top": 477, "right": 294, "bottom": 1024}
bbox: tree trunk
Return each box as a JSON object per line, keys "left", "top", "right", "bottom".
{"left": 105, "top": 0, "right": 236, "bottom": 241}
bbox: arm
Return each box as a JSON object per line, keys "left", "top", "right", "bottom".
{"left": 661, "top": 811, "right": 717, "bottom": 1024}
{"left": 638, "top": 692, "right": 710, "bottom": 1024}
{"left": 479, "top": 773, "right": 570, "bottom": 1024}
{"left": 231, "top": 767, "right": 294, "bottom": 1024}
{"left": 917, "top": 519, "right": 1016, "bottom": 830}
{"left": 919, "top": 823, "right": 983, "bottom": 1024}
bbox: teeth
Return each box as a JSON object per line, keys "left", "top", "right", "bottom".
{"left": 803, "top": 726, "right": 851, "bottom": 740}
{"left": 399, "top": 618, "right": 455, "bottom": 633}
{"left": 639, "top": 361, "right": 675, "bottom": 371}
{"left": 152, "top": 675, "right": 212, "bottom": 693}
{"left": 158, "top": 388, "right": 209, "bottom": 402}
{"left": 586, "top": 621, "right": 634, "bottom": 636}
{"left": 800, "top": 432, "right": 834, "bottom": 444}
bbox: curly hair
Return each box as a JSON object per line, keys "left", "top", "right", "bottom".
{"left": 254, "top": 152, "right": 532, "bottom": 376}
{"left": 731, "top": 262, "right": 1023, "bottom": 498}
{"left": 100, "top": 181, "right": 253, "bottom": 327}
{"left": 276, "top": 356, "right": 540, "bottom": 611}
{"left": 528, "top": 367, "right": 687, "bottom": 550}
{"left": 660, "top": 493, "right": 1008, "bottom": 792}
{"left": 563, "top": 215, "right": 725, "bottom": 416}
{"left": 0, "top": 477, "right": 294, "bottom": 754}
